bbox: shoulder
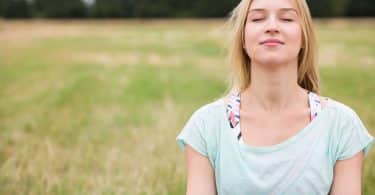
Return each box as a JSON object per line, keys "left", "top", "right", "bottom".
{"left": 323, "top": 97, "right": 374, "bottom": 161}
{"left": 190, "top": 97, "right": 226, "bottom": 120}
{"left": 321, "top": 96, "right": 369, "bottom": 138}
{"left": 323, "top": 97, "right": 360, "bottom": 120}
{"left": 180, "top": 98, "right": 226, "bottom": 153}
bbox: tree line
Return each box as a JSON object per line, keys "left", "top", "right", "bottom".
{"left": 0, "top": 0, "right": 373, "bottom": 18}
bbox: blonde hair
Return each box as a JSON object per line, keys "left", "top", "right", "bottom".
{"left": 225, "top": 0, "right": 320, "bottom": 94}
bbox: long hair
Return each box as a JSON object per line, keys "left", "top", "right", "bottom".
{"left": 225, "top": 0, "right": 320, "bottom": 94}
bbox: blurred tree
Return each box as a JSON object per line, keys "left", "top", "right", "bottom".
{"left": 308, "top": 0, "right": 334, "bottom": 17}
{"left": 1, "top": 0, "right": 31, "bottom": 18}
{"left": 132, "top": 0, "right": 172, "bottom": 17}
{"left": 170, "top": 0, "right": 193, "bottom": 17}
{"left": 329, "top": 0, "right": 351, "bottom": 16}
{"left": 346, "top": 0, "right": 375, "bottom": 17}
{"left": 33, "top": 0, "right": 86, "bottom": 18}
{"left": 132, "top": 0, "right": 239, "bottom": 18}
{"left": 1, "top": 0, "right": 374, "bottom": 18}
{"left": 93, "top": 0, "right": 134, "bottom": 17}
{"left": 0, "top": 0, "right": 3, "bottom": 17}
{"left": 191, "top": 0, "right": 238, "bottom": 17}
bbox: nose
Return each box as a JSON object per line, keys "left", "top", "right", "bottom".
{"left": 265, "top": 15, "right": 279, "bottom": 34}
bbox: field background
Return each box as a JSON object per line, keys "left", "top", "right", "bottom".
{"left": 0, "top": 19, "right": 374, "bottom": 194}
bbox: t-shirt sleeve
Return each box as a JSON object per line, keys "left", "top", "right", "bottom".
{"left": 335, "top": 111, "right": 375, "bottom": 161}
{"left": 176, "top": 109, "right": 208, "bottom": 157}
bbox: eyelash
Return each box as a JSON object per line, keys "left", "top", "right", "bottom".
{"left": 250, "top": 18, "right": 293, "bottom": 22}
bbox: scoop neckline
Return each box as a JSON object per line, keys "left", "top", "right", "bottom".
{"left": 229, "top": 96, "right": 333, "bottom": 153}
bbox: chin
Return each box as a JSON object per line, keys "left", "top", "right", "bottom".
{"left": 254, "top": 56, "right": 288, "bottom": 66}
{"left": 253, "top": 51, "right": 298, "bottom": 66}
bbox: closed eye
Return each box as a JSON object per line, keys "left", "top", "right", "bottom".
{"left": 251, "top": 18, "right": 264, "bottom": 22}
{"left": 282, "top": 18, "right": 293, "bottom": 22}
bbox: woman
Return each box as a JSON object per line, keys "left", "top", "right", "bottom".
{"left": 176, "top": 0, "right": 374, "bottom": 194}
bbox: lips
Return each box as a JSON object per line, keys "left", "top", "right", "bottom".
{"left": 260, "top": 39, "right": 284, "bottom": 45}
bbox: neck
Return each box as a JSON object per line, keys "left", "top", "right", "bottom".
{"left": 241, "top": 60, "right": 307, "bottom": 112}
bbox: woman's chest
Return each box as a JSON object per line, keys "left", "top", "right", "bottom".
{"left": 213, "top": 129, "right": 335, "bottom": 195}
{"left": 239, "top": 109, "right": 311, "bottom": 147}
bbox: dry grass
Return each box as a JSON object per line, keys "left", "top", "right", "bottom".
{"left": 0, "top": 19, "right": 374, "bottom": 194}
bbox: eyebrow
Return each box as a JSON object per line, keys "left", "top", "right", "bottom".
{"left": 248, "top": 8, "right": 297, "bottom": 13}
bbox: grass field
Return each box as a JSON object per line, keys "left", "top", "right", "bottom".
{"left": 0, "top": 19, "right": 374, "bottom": 194}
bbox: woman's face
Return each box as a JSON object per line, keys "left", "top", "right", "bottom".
{"left": 244, "top": 0, "right": 302, "bottom": 67}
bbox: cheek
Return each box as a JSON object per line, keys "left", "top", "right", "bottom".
{"left": 244, "top": 25, "right": 261, "bottom": 53}
{"left": 286, "top": 25, "right": 303, "bottom": 47}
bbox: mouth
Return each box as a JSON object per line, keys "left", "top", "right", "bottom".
{"left": 260, "top": 39, "right": 285, "bottom": 46}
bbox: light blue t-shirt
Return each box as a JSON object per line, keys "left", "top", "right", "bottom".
{"left": 176, "top": 97, "right": 374, "bottom": 195}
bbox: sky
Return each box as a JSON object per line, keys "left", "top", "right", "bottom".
{"left": 82, "top": 0, "right": 95, "bottom": 6}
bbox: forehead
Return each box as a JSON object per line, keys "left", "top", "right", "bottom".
{"left": 249, "top": 0, "right": 297, "bottom": 12}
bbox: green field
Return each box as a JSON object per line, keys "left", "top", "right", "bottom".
{"left": 0, "top": 19, "right": 374, "bottom": 194}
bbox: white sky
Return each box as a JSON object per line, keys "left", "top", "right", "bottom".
{"left": 82, "top": 0, "right": 95, "bottom": 6}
